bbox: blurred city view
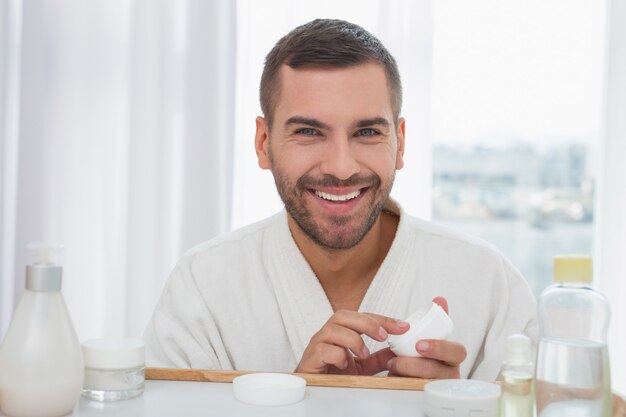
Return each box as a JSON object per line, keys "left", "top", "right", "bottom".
{"left": 427, "top": 1, "right": 605, "bottom": 299}
{"left": 431, "top": 140, "right": 595, "bottom": 297}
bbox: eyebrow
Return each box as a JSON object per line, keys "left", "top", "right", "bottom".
{"left": 355, "top": 117, "right": 390, "bottom": 128}
{"left": 284, "top": 116, "right": 390, "bottom": 130}
{"left": 284, "top": 116, "right": 329, "bottom": 130}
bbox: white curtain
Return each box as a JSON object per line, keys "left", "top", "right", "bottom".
{"left": 0, "top": 0, "right": 22, "bottom": 338}
{"left": 0, "top": 0, "right": 21, "bottom": 336}
{"left": 597, "top": 0, "right": 626, "bottom": 395}
{"left": 1, "top": 0, "right": 433, "bottom": 344}
{"left": 0, "top": 0, "right": 236, "bottom": 341}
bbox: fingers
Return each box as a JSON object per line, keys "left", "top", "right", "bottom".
{"left": 316, "top": 322, "right": 371, "bottom": 360}
{"left": 299, "top": 343, "right": 352, "bottom": 373}
{"left": 297, "top": 310, "right": 409, "bottom": 375}
{"left": 331, "top": 310, "right": 409, "bottom": 341}
{"left": 329, "top": 310, "right": 391, "bottom": 342}
{"left": 385, "top": 299, "right": 464, "bottom": 380}
{"left": 316, "top": 310, "right": 410, "bottom": 363}
{"left": 357, "top": 347, "right": 396, "bottom": 376}
{"left": 432, "top": 296, "right": 449, "bottom": 314}
{"left": 387, "top": 356, "right": 460, "bottom": 379}
{"left": 363, "top": 312, "right": 410, "bottom": 336}
{"left": 386, "top": 339, "right": 466, "bottom": 379}
{"left": 416, "top": 339, "right": 466, "bottom": 367}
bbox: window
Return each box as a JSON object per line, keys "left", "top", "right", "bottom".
{"left": 430, "top": 0, "right": 606, "bottom": 297}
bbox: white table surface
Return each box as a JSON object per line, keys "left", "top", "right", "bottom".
{"left": 71, "top": 379, "right": 427, "bottom": 417}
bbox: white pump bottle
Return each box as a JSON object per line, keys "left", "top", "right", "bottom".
{"left": 0, "top": 243, "right": 83, "bottom": 417}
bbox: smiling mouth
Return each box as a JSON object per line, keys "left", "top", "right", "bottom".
{"left": 313, "top": 189, "right": 365, "bottom": 202}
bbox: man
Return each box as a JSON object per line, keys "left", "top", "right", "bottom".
{"left": 144, "top": 18, "right": 536, "bottom": 380}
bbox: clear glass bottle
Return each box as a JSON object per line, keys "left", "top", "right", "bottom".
{"left": 535, "top": 255, "right": 612, "bottom": 417}
{"left": 0, "top": 243, "right": 83, "bottom": 417}
{"left": 498, "top": 334, "right": 534, "bottom": 417}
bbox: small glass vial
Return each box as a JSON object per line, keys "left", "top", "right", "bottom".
{"left": 82, "top": 338, "right": 145, "bottom": 402}
{"left": 498, "top": 334, "right": 534, "bottom": 417}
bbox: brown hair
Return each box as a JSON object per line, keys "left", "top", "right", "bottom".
{"left": 260, "top": 19, "right": 402, "bottom": 128}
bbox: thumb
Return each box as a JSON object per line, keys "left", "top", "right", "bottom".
{"left": 432, "top": 296, "right": 449, "bottom": 314}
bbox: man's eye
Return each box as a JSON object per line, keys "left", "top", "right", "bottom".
{"left": 356, "top": 128, "right": 379, "bottom": 137}
{"left": 296, "top": 128, "right": 319, "bottom": 136}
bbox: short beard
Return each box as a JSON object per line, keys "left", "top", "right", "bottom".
{"left": 272, "top": 169, "right": 393, "bottom": 250}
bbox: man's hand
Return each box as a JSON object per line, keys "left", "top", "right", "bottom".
{"left": 295, "top": 310, "right": 410, "bottom": 375}
{"left": 386, "top": 297, "right": 467, "bottom": 379}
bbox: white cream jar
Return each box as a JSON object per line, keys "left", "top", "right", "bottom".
{"left": 81, "top": 338, "right": 145, "bottom": 402}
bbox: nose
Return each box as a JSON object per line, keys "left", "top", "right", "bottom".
{"left": 319, "top": 135, "right": 361, "bottom": 180}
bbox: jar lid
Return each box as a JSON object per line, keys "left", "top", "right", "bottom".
{"left": 233, "top": 373, "right": 306, "bottom": 406}
{"left": 388, "top": 302, "right": 453, "bottom": 357}
{"left": 82, "top": 338, "right": 145, "bottom": 370}
{"left": 424, "top": 379, "right": 501, "bottom": 417}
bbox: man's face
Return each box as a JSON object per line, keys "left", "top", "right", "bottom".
{"left": 255, "top": 62, "right": 405, "bottom": 250}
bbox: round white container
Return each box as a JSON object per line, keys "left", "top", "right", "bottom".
{"left": 424, "top": 379, "right": 501, "bottom": 417}
{"left": 233, "top": 373, "right": 306, "bottom": 406}
{"left": 81, "top": 338, "right": 145, "bottom": 402}
{"left": 388, "top": 302, "right": 453, "bottom": 357}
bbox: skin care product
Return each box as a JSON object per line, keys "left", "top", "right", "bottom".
{"left": 387, "top": 302, "right": 453, "bottom": 357}
{"left": 425, "top": 379, "right": 501, "bottom": 417}
{"left": 232, "top": 373, "right": 306, "bottom": 406}
{"left": 535, "top": 255, "right": 611, "bottom": 417}
{"left": 82, "top": 338, "right": 146, "bottom": 402}
{"left": 0, "top": 243, "right": 83, "bottom": 417}
{"left": 498, "top": 334, "right": 534, "bottom": 417}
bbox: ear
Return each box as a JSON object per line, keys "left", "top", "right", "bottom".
{"left": 255, "top": 116, "right": 272, "bottom": 169}
{"left": 395, "top": 117, "right": 405, "bottom": 170}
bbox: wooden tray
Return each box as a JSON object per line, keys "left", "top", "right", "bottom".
{"left": 146, "top": 368, "right": 429, "bottom": 391}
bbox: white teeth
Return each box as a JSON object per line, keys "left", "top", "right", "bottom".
{"left": 314, "top": 189, "right": 361, "bottom": 202}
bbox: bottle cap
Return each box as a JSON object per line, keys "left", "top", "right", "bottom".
{"left": 82, "top": 338, "right": 145, "bottom": 370}
{"left": 554, "top": 255, "right": 592, "bottom": 283}
{"left": 424, "top": 379, "right": 501, "bottom": 417}
{"left": 25, "top": 242, "right": 64, "bottom": 291}
{"left": 504, "top": 334, "right": 532, "bottom": 366}
{"left": 232, "top": 373, "right": 306, "bottom": 406}
{"left": 387, "top": 302, "right": 453, "bottom": 357}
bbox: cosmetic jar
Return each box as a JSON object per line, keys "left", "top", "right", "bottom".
{"left": 233, "top": 373, "right": 306, "bottom": 406}
{"left": 388, "top": 302, "right": 453, "bottom": 357}
{"left": 424, "top": 379, "right": 501, "bottom": 417}
{"left": 81, "top": 338, "right": 145, "bottom": 402}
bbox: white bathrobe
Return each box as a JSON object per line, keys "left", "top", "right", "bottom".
{"left": 144, "top": 200, "right": 537, "bottom": 380}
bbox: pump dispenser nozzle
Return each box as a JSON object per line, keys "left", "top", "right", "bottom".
{"left": 26, "top": 241, "right": 64, "bottom": 264}
{"left": 25, "top": 242, "right": 64, "bottom": 291}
